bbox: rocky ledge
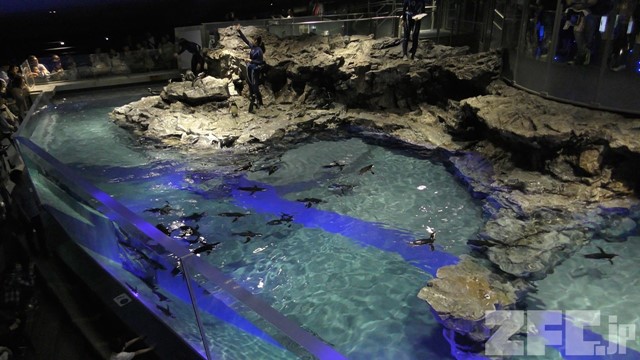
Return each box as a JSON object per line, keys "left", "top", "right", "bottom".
{"left": 110, "top": 26, "right": 640, "bottom": 356}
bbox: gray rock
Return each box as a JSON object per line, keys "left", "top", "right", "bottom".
{"left": 162, "top": 76, "right": 230, "bottom": 105}
{"left": 108, "top": 26, "right": 640, "bottom": 354}
{"left": 417, "top": 256, "right": 520, "bottom": 342}
{"left": 578, "top": 147, "right": 603, "bottom": 176}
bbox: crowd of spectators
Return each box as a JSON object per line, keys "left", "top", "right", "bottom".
{"left": 79, "top": 34, "right": 178, "bottom": 78}
{"left": 1, "top": 32, "right": 179, "bottom": 89}
{"left": 528, "top": 0, "right": 638, "bottom": 70}
{"left": 0, "top": 169, "right": 40, "bottom": 359}
{"left": 0, "top": 31, "right": 182, "bottom": 154}
{"left": 0, "top": 65, "right": 28, "bottom": 135}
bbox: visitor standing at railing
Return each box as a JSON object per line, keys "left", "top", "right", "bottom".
{"left": 563, "top": 0, "right": 597, "bottom": 65}
{"left": 27, "top": 56, "right": 49, "bottom": 79}
{"left": 6, "top": 65, "right": 21, "bottom": 90}
{"left": 50, "top": 55, "right": 63, "bottom": 74}
{"left": 1, "top": 262, "right": 35, "bottom": 314}
{"left": 609, "top": 0, "right": 638, "bottom": 71}
{"left": 0, "top": 80, "right": 20, "bottom": 126}
{"left": 48, "top": 54, "right": 66, "bottom": 81}
{"left": 0, "top": 111, "right": 17, "bottom": 137}
{"left": 402, "top": 0, "right": 426, "bottom": 60}
{"left": 8, "top": 170, "right": 48, "bottom": 258}
{"left": 7, "top": 77, "right": 29, "bottom": 120}
{"left": 236, "top": 25, "right": 266, "bottom": 113}
{"left": 0, "top": 65, "right": 8, "bottom": 85}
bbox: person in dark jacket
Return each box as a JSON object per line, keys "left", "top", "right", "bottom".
{"left": 176, "top": 38, "right": 204, "bottom": 74}
{"left": 236, "top": 25, "right": 266, "bottom": 113}
{"left": 402, "top": 0, "right": 426, "bottom": 59}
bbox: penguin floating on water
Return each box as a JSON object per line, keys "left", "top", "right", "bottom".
{"left": 409, "top": 226, "right": 436, "bottom": 250}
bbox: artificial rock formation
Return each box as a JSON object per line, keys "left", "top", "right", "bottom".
{"left": 417, "top": 256, "right": 525, "bottom": 342}
{"left": 110, "top": 26, "right": 640, "bottom": 357}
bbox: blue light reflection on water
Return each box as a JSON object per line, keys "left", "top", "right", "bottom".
{"left": 18, "top": 138, "right": 284, "bottom": 352}
{"left": 101, "top": 153, "right": 640, "bottom": 360}
{"left": 27, "top": 91, "right": 497, "bottom": 359}
{"left": 229, "top": 175, "right": 460, "bottom": 276}
{"left": 24, "top": 86, "right": 640, "bottom": 359}
{"left": 95, "top": 157, "right": 466, "bottom": 359}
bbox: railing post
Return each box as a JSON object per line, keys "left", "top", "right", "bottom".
{"left": 179, "top": 255, "right": 213, "bottom": 360}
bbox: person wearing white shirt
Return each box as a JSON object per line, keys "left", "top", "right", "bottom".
{"left": 27, "top": 55, "right": 50, "bottom": 78}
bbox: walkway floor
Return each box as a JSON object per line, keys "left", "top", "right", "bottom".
{"left": 0, "top": 235, "right": 162, "bottom": 360}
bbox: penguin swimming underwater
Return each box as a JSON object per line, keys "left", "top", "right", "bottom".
{"left": 144, "top": 201, "right": 172, "bottom": 215}
{"left": 328, "top": 183, "right": 355, "bottom": 196}
{"left": 233, "top": 231, "right": 263, "bottom": 243}
{"left": 322, "top": 161, "right": 346, "bottom": 171}
{"left": 296, "top": 198, "right": 324, "bottom": 208}
{"left": 358, "top": 164, "right": 375, "bottom": 175}
{"left": 152, "top": 289, "right": 170, "bottom": 302}
{"left": 237, "top": 185, "right": 266, "bottom": 195}
{"left": 192, "top": 241, "right": 221, "bottom": 255}
{"left": 266, "top": 213, "right": 294, "bottom": 227}
{"left": 181, "top": 211, "right": 206, "bottom": 222}
{"left": 217, "top": 211, "right": 251, "bottom": 222}
{"left": 156, "top": 304, "right": 175, "bottom": 318}
{"left": 583, "top": 246, "right": 618, "bottom": 265}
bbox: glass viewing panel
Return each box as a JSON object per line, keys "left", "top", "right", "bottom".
{"left": 504, "top": 0, "right": 640, "bottom": 114}
{"left": 25, "top": 47, "right": 178, "bottom": 86}
{"left": 13, "top": 136, "right": 344, "bottom": 360}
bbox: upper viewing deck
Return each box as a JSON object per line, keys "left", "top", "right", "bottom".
{"left": 16, "top": 0, "right": 640, "bottom": 115}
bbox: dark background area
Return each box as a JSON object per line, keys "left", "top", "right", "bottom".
{"left": 1, "top": 0, "right": 343, "bottom": 64}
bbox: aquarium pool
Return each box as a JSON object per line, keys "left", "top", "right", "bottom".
{"left": 23, "top": 86, "right": 640, "bottom": 359}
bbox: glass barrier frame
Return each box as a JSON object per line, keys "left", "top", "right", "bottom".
{"left": 502, "top": 0, "right": 640, "bottom": 115}
{"left": 13, "top": 91, "right": 348, "bottom": 359}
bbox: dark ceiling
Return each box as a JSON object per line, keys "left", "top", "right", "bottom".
{"left": 2, "top": 0, "right": 325, "bottom": 62}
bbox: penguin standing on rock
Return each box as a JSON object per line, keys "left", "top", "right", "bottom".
{"left": 230, "top": 101, "right": 239, "bottom": 118}
{"left": 192, "top": 72, "right": 206, "bottom": 86}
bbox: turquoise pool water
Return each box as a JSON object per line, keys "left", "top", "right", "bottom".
{"left": 25, "top": 86, "right": 640, "bottom": 359}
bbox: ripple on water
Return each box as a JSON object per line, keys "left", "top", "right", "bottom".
{"left": 34, "top": 99, "right": 491, "bottom": 359}
{"left": 530, "top": 235, "right": 640, "bottom": 353}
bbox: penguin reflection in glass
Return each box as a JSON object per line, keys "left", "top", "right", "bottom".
{"left": 236, "top": 25, "right": 266, "bottom": 113}
{"left": 402, "top": 0, "right": 426, "bottom": 60}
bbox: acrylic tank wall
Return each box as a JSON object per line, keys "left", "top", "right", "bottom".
{"left": 13, "top": 89, "right": 344, "bottom": 359}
